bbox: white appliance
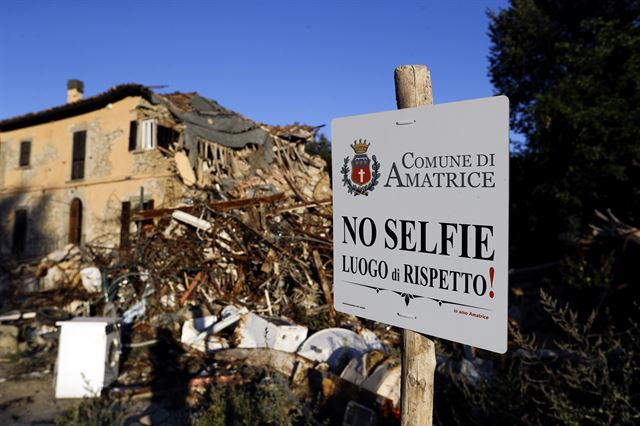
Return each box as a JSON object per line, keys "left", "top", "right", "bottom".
{"left": 55, "top": 317, "right": 121, "bottom": 398}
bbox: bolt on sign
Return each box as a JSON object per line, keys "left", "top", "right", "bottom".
{"left": 332, "top": 96, "right": 509, "bottom": 353}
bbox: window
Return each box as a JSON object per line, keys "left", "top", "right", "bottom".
{"left": 12, "top": 209, "right": 27, "bottom": 254}
{"left": 71, "top": 130, "right": 86, "bottom": 180}
{"left": 128, "top": 121, "right": 138, "bottom": 152}
{"left": 129, "top": 119, "right": 175, "bottom": 151}
{"left": 140, "top": 119, "right": 156, "bottom": 150}
{"left": 19, "top": 141, "right": 31, "bottom": 167}
{"left": 157, "top": 125, "right": 178, "bottom": 150}
{"left": 68, "top": 198, "right": 83, "bottom": 245}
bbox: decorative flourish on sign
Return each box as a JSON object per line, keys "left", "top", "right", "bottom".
{"left": 344, "top": 281, "right": 423, "bottom": 306}
{"left": 341, "top": 139, "right": 381, "bottom": 196}
{"left": 424, "top": 297, "right": 491, "bottom": 311}
{"left": 343, "top": 280, "right": 492, "bottom": 311}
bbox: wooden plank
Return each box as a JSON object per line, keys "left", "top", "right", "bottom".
{"left": 312, "top": 249, "right": 335, "bottom": 322}
{"left": 395, "top": 64, "right": 437, "bottom": 426}
{"left": 180, "top": 271, "right": 204, "bottom": 306}
{"left": 131, "top": 192, "right": 286, "bottom": 220}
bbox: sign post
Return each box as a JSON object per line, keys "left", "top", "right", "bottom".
{"left": 331, "top": 65, "right": 509, "bottom": 426}
{"left": 395, "top": 64, "right": 436, "bottom": 426}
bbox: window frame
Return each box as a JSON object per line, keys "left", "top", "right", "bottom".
{"left": 71, "top": 130, "right": 86, "bottom": 180}
{"left": 19, "top": 140, "right": 31, "bottom": 167}
{"left": 140, "top": 118, "right": 157, "bottom": 150}
{"left": 68, "top": 198, "right": 83, "bottom": 245}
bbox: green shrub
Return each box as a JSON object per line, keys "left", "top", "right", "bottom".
{"left": 447, "top": 290, "right": 640, "bottom": 425}
{"left": 54, "top": 395, "right": 125, "bottom": 426}
{"left": 196, "top": 368, "right": 307, "bottom": 426}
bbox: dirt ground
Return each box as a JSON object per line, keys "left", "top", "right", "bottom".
{"left": 0, "top": 361, "right": 158, "bottom": 426}
{"left": 0, "top": 373, "right": 76, "bottom": 425}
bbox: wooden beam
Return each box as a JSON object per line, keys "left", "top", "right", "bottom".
{"left": 395, "top": 64, "right": 437, "bottom": 426}
{"left": 132, "top": 192, "right": 286, "bottom": 220}
{"left": 312, "top": 249, "right": 336, "bottom": 323}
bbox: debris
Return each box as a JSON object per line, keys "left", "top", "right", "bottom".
{"left": 179, "top": 271, "right": 204, "bottom": 306}
{"left": 0, "top": 86, "right": 417, "bottom": 421}
{"left": 297, "top": 328, "right": 371, "bottom": 371}
{"left": 340, "top": 351, "right": 401, "bottom": 406}
{"left": 360, "top": 356, "right": 401, "bottom": 406}
{"left": 36, "top": 307, "right": 72, "bottom": 326}
{"left": 181, "top": 315, "right": 231, "bottom": 353}
{"left": 174, "top": 151, "right": 196, "bottom": 186}
{"left": 0, "top": 325, "right": 19, "bottom": 356}
{"left": 122, "top": 301, "right": 146, "bottom": 325}
{"left": 212, "top": 348, "right": 315, "bottom": 386}
{"left": 0, "top": 311, "right": 36, "bottom": 322}
{"left": 312, "top": 249, "right": 335, "bottom": 322}
{"left": 343, "top": 400, "right": 378, "bottom": 426}
{"left": 0, "top": 108, "right": 406, "bottom": 419}
{"left": 232, "top": 312, "right": 308, "bottom": 353}
{"left": 171, "top": 210, "right": 212, "bottom": 233}
{"left": 214, "top": 305, "right": 248, "bottom": 334}
{"left": 79, "top": 267, "right": 102, "bottom": 293}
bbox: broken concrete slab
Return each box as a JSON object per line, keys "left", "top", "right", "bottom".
{"left": 232, "top": 313, "right": 308, "bottom": 353}
{"left": 174, "top": 151, "right": 196, "bottom": 186}
{"left": 297, "top": 328, "right": 370, "bottom": 371}
{"left": 181, "top": 315, "right": 230, "bottom": 353}
{"left": 79, "top": 267, "right": 102, "bottom": 293}
{"left": 0, "top": 325, "right": 19, "bottom": 356}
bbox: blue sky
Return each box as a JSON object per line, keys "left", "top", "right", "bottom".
{"left": 0, "top": 1, "right": 510, "bottom": 139}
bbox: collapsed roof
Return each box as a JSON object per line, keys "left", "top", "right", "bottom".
{"left": 0, "top": 85, "right": 322, "bottom": 157}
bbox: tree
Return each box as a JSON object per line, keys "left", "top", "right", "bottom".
{"left": 488, "top": 0, "right": 640, "bottom": 262}
{"left": 305, "top": 133, "right": 332, "bottom": 177}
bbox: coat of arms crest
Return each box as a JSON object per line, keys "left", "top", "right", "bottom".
{"left": 341, "top": 139, "right": 381, "bottom": 196}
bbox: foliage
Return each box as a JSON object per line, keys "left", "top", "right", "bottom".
{"left": 444, "top": 290, "right": 640, "bottom": 425}
{"left": 54, "top": 395, "right": 126, "bottom": 426}
{"left": 195, "top": 368, "right": 309, "bottom": 426}
{"left": 560, "top": 249, "right": 615, "bottom": 289}
{"left": 305, "top": 133, "right": 332, "bottom": 176}
{"left": 489, "top": 0, "right": 640, "bottom": 260}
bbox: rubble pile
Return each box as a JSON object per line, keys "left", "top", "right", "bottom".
{"left": 0, "top": 142, "right": 405, "bottom": 423}
{"left": 120, "top": 194, "right": 335, "bottom": 328}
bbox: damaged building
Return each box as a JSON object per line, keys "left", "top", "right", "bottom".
{"left": 0, "top": 80, "right": 329, "bottom": 260}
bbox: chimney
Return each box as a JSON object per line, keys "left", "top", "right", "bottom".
{"left": 67, "top": 79, "right": 84, "bottom": 103}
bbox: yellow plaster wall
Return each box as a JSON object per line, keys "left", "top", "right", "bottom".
{"left": 0, "top": 96, "right": 184, "bottom": 258}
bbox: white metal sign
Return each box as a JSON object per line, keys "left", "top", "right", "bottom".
{"left": 332, "top": 96, "right": 509, "bottom": 353}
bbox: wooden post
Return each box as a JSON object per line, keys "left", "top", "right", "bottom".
{"left": 395, "top": 64, "right": 437, "bottom": 426}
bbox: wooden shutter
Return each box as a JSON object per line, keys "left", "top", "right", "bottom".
{"left": 12, "top": 209, "right": 27, "bottom": 254}
{"left": 68, "top": 198, "right": 83, "bottom": 245}
{"left": 142, "top": 199, "right": 155, "bottom": 227}
{"left": 71, "top": 131, "right": 86, "bottom": 180}
{"left": 129, "top": 121, "right": 138, "bottom": 151}
{"left": 19, "top": 141, "right": 31, "bottom": 166}
{"left": 120, "top": 201, "right": 131, "bottom": 248}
